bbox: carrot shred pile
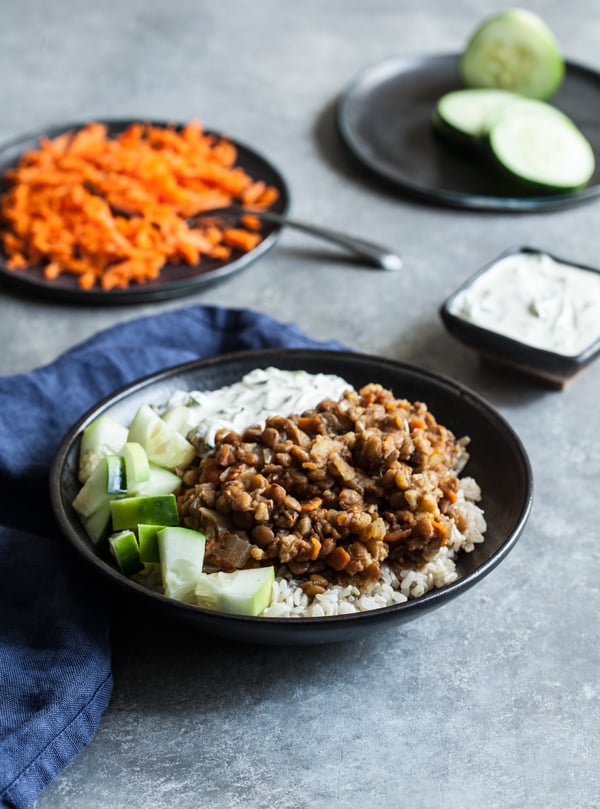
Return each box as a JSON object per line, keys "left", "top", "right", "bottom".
{"left": 0, "top": 121, "right": 279, "bottom": 290}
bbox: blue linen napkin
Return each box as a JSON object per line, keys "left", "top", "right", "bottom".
{"left": 0, "top": 304, "right": 344, "bottom": 809}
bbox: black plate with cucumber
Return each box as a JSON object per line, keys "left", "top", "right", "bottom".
{"left": 337, "top": 53, "right": 600, "bottom": 212}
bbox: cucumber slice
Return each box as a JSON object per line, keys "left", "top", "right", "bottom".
{"left": 486, "top": 98, "right": 595, "bottom": 191}
{"left": 158, "top": 526, "right": 206, "bottom": 602}
{"left": 78, "top": 415, "right": 128, "bottom": 483}
{"left": 138, "top": 523, "right": 163, "bottom": 564}
{"left": 109, "top": 530, "right": 143, "bottom": 576}
{"left": 130, "top": 463, "right": 181, "bottom": 497}
{"left": 110, "top": 494, "right": 179, "bottom": 531}
{"left": 460, "top": 9, "right": 564, "bottom": 100}
{"left": 127, "top": 404, "right": 196, "bottom": 470}
{"left": 72, "top": 455, "right": 126, "bottom": 519}
{"left": 122, "top": 442, "right": 150, "bottom": 493}
{"left": 433, "top": 88, "right": 516, "bottom": 147}
{"left": 195, "top": 566, "right": 275, "bottom": 616}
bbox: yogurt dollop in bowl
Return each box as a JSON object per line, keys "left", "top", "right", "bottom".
{"left": 440, "top": 246, "right": 600, "bottom": 387}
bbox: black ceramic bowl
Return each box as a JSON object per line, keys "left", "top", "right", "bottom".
{"left": 440, "top": 246, "right": 600, "bottom": 388}
{"left": 50, "top": 349, "right": 533, "bottom": 645}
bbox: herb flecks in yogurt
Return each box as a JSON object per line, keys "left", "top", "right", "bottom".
{"left": 161, "top": 367, "right": 351, "bottom": 448}
{"left": 451, "top": 252, "right": 600, "bottom": 356}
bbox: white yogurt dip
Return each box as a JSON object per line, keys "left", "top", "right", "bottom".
{"left": 162, "top": 367, "right": 352, "bottom": 446}
{"left": 450, "top": 252, "right": 600, "bottom": 356}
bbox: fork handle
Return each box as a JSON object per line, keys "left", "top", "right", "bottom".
{"left": 202, "top": 206, "right": 402, "bottom": 271}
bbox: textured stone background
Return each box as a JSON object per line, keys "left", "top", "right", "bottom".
{"left": 1, "top": 1, "right": 598, "bottom": 807}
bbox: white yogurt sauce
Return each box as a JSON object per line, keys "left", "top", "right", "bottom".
{"left": 450, "top": 252, "right": 600, "bottom": 356}
{"left": 164, "top": 367, "right": 352, "bottom": 446}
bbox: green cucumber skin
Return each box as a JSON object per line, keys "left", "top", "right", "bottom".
{"left": 432, "top": 110, "right": 479, "bottom": 151}
{"left": 110, "top": 494, "right": 179, "bottom": 531}
{"left": 109, "top": 530, "right": 144, "bottom": 576}
{"left": 478, "top": 137, "right": 556, "bottom": 193}
{"left": 137, "top": 524, "right": 163, "bottom": 564}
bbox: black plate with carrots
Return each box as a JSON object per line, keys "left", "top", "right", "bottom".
{"left": 0, "top": 119, "right": 290, "bottom": 304}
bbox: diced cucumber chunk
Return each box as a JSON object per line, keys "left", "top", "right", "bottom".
{"left": 161, "top": 404, "right": 198, "bottom": 437}
{"left": 460, "top": 9, "right": 564, "bottom": 100}
{"left": 109, "top": 530, "right": 143, "bottom": 576}
{"left": 486, "top": 98, "right": 595, "bottom": 190}
{"left": 78, "top": 415, "right": 128, "bottom": 483}
{"left": 82, "top": 502, "right": 112, "bottom": 546}
{"left": 138, "top": 523, "right": 163, "bottom": 564}
{"left": 195, "top": 566, "right": 275, "bottom": 616}
{"left": 72, "top": 455, "right": 126, "bottom": 520}
{"left": 433, "top": 88, "right": 516, "bottom": 147}
{"left": 130, "top": 463, "right": 181, "bottom": 497}
{"left": 158, "top": 526, "right": 206, "bottom": 602}
{"left": 128, "top": 404, "right": 196, "bottom": 469}
{"left": 122, "top": 442, "right": 150, "bottom": 493}
{"left": 110, "top": 494, "right": 179, "bottom": 531}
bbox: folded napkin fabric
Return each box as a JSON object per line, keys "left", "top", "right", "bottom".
{"left": 0, "top": 304, "right": 344, "bottom": 809}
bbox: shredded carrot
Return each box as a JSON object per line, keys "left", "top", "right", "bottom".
{"left": 0, "top": 121, "right": 279, "bottom": 290}
{"left": 222, "top": 228, "right": 262, "bottom": 251}
{"left": 410, "top": 417, "right": 426, "bottom": 430}
{"left": 240, "top": 213, "right": 262, "bottom": 231}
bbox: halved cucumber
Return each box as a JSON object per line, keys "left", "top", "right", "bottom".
{"left": 460, "top": 9, "right": 564, "bottom": 100}
{"left": 486, "top": 98, "right": 595, "bottom": 191}
{"left": 127, "top": 404, "right": 196, "bottom": 470}
{"left": 433, "top": 88, "right": 516, "bottom": 148}
{"left": 158, "top": 526, "right": 206, "bottom": 602}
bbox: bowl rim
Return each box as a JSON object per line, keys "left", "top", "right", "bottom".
{"left": 50, "top": 347, "right": 534, "bottom": 629}
{"left": 440, "top": 245, "right": 600, "bottom": 376}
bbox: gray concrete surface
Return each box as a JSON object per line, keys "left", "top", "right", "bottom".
{"left": 1, "top": 1, "right": 599, "bottom": 807}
